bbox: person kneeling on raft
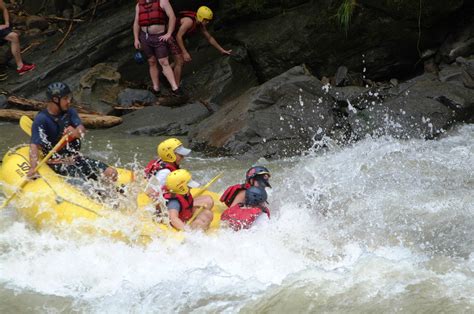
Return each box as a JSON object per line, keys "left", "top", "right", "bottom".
{"left": 144, "top": 138, "right": 214, "bottom": 212}
{"left": 221, "top": 186, "right": 270, "bottom": 231}
{"left": 28, "top": 82, "right": 118, "bottom": 182}
{"left": 163, "top": 169, "right": 214, "bottom": 231}
{"left": 220, "top": 166, "right": 271, "bottom": 208}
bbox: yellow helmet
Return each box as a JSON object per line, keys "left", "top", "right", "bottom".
{"left": 196, "top": 6, "right": 213, "bottom": 22}
{"left": 157, "top": 138, "right": 191, "bottom": 162}
{"left": 166, "top": 169, "right": 194, "bottom": 195}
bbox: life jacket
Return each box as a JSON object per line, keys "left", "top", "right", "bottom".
{"left": 220, "top": 183, "right": 251, "bottom": 207}
{"left": 163, "top": 191, "right": 194, "bottom": 222}
{"left": 138, "top": 0, "right": 167, "bottom": 27}
{"left": 221, "top": 203, "right": 270, "bottom": 231}
{"left": 175, "top": 10, "right": 198, "bottom": 36}
{"left": 144, "top": 159, "right": 179, "bottom": 178}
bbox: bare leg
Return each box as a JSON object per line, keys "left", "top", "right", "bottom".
{"left": 173, "top": 54, "right": 185, "bottom": 86}
{"left": 5, "top": 32, "right": 23, "bottom": 69}
{"left": 190, "top": 195, "right": 214, "bottom": 230}
{"left": 147, "top": 56, "right": 160, "bottom": 91}
{"left": 158, "top": 56, "right": 178, "bottom": 90}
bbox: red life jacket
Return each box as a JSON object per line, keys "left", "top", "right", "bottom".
{"left": 175, "top": 10, "right": 198, "bottom": 36}
{"left": 144, "top": 159, "right": 179, "bottom": 178}
{"left": 138, "top": 0, "right": 167, "bottom": 27}
{"left": 163, "top": 191, "right": 194, "bottom": 222}
{"left": 220, "top": 183, "right": 251, "bottom": 207}
{"left": 221, "top": 203, "right": 270, "bottom": 231}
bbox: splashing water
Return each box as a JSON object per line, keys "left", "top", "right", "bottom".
{"left": 0, "top": 125, "right": 473, "bottom": 312}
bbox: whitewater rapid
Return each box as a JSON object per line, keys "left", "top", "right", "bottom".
{"left": 0, "top": 124, "right": 473, "bottom": 313}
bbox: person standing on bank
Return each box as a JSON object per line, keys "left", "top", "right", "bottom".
{"left": 133, "top": 0, "right": 183, "bottom": 96}
{"left": 0, "top": 0, "right": 36, "bottom": 75}
{"left": 28, "top": 82, "right": 118, "bottom": 182}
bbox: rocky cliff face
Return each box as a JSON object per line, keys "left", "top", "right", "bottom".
{"left": 1, "top": 0, "right": 473, "bottom": 158}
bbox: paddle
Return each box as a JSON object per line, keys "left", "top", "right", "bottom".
{"left": 186, "top": 172, "right": 223, "bottom": 225}
{"left": 0, "top": 134, "right": 69, "bottom": 209}
{"left": 19, "top": 115, "right": 33, "bottom": 136}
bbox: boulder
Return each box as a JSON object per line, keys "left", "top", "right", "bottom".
{"left": 75, "top": 63, "right": 122, "bottom": 114}
{"left": 0, "top": 45, "right": 12, "bottom": 65}
{"left": 117, "top": 88, "right": 156, "bottom": 107}
{"left": 347, "top": 74, "right": 474, "bottom": 139}
{"left": 189, "top": 66, "right": 339, "bottom": 158}
{"left": 111, "top": 102, "right": 212, "bottom": 136}
{"left": 0, "top": 95, "right": 8, "bottom": 109}
{"left": 457, "top": 56, "right": 474, "bottom": 89}
{"left": 182, "top": 45, "right": 258, "bottom": 105}
{"left": 26, "top": 16, "right": 49, "bottom": 31}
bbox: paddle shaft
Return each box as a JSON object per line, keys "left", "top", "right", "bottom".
{"left": 0, "top": 135, "right": 69, "bottom": 209}
{"left": 186, "top": 172, "right": 223, "bottom": 225}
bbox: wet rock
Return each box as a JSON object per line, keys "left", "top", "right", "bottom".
{"left": 457, "top": 56, "right": 474, "bottom": 89}
{"left": 335, "top": 66, "right": 348, "bottom": 86}
{"left": 0, "top": 95, "right": 8, "bottom": 109}
{"left": 26, "top": 16, "right": 49, "bottom": 31}
{"left": 438, "top": 63, "right": 463, "bottom": 84}
{"left": 182, "top": 45, "right": 258, "bottom": 105}
{"left": 347, "top": 75, "right": 474, "bottom": 139}
{"left": 0, "top": 45, "right": 12, "bottom": 65}
{"left": 439, "top": 20, "right": 474, "bottom": 63}
{"left": 189, "top": 66, "right": 339, "bottom": 158}
{"left": 117, "top": 88, "right": 156, "bottom": 107}
{"left": 75, "top": 63, "right": 122, "bottom": 114}
{"left": 111, "top": 102, "right": 212, "bottom": 136}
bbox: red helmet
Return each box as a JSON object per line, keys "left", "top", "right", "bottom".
{"left": 245, "top": 166, "right": 271, "bottom": 188}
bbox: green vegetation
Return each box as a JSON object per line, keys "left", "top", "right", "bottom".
{"left": 336, "top": 0, "right": 358, "bottom": 35}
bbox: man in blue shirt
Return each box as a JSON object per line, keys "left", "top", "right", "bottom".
{"left": 27, "top": 82, "right": 118, "bottom": 182}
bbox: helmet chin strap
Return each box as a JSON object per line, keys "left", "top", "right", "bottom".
{"left": 53, "top": 97, "right": 66, "bottom": 113}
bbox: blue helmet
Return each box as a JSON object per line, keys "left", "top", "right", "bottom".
{"left": 245, "top": 186, "right": 268, "bottom": 206}
{"left": 134, "top": 51, "right": 145, "bottom": 64}
{"left": 46, "top": 82, "right": 71, "bottom": 100}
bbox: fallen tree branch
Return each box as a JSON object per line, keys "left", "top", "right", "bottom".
{"left": 45, "top": 16, "right": 85, "bottom": 23}
{"left": 52, "top": 20, "right": 74, "bottom": 53}
{"left": 0, "top": 109, "right": 122, "bottom": 128}
{"left": 7, "top": 95, "right": 100, "bottom": 115}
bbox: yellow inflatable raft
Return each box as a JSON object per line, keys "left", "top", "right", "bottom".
{"left": 0, "top": 145, "right": 224, "bottom": 245}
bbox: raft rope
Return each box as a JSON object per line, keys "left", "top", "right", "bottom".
{"left": 40, "top": 176, "right": 103, "bottom": 217}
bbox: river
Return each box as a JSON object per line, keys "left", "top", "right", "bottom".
{"left": 0, "top": 121, "right": 473, "bottom": 313}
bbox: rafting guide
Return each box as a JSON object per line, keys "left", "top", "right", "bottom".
{"left": 28, "top": 82, "right": 118, "bottom": 183}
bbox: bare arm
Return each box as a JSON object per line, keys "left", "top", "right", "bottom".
{"left": 27, "top": 144, "right": 40, "bottom": 177}
{"left": 0, "top": 0, "right": 10, "bottom": 29}
{"left": 133, "top": 4, "right": 141, "bottom": 49}
{"left": 168, "top": 209, "right": 186, "bottom": 230}
{"left": 201, "top": 26, "right": 232, "bottom": 55}
{"left": 160, "top": 0, "right": 175, "bottom": 41}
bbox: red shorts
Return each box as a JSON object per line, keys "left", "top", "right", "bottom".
{"left": 139, "top": 31, "right": 170, "bottom": 60}
{"left": 168, "top": 36, "right": 182, "bottom": 56}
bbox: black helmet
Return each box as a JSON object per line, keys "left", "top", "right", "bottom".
{"left": 46, "top": 82, "right": 71, "bottom": 100}
{"left": 245, "top": 166, "right": 271, "bottom": 188}
{"left": 245, "top": 186, "right": 268, "bottom": 206}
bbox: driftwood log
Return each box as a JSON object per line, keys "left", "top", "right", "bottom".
{"left": 7, "top": 96, "right": 99, "bottom": 114}
{"left": 0, "top": 109, "right": 122, "bottom": 128}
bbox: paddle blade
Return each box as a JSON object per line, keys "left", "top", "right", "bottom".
{"left": 19, "top": 115, "right": 33, "bottom": 136}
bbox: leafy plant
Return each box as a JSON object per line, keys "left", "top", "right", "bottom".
{"left": 337, "top": 0, "right": 358, "bottom": 35}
